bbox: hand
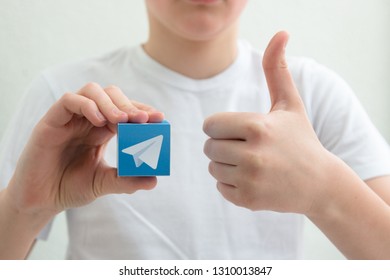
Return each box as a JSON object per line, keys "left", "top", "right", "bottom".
{"left": 6, "top": 83, "right": 164, "bottom": 216}
{"left": 203, "top": 31, "right": 332, "bottom": 214}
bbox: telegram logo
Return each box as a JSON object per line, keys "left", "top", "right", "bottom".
{"left": 122, "top": 135, "right": 163, "bottom": 169}
{"left": 117, "top": 121, "right": 170, "bottom": 176}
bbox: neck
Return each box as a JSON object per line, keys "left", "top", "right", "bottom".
{"left": 143, "top": 20, "right": 238, "bottom": 79}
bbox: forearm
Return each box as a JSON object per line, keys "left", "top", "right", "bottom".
{"left": 0, "top": 188, "right": 53, "bottom": 260}
{"left": 307, "top": 156, "right": 390, "bottom": 259}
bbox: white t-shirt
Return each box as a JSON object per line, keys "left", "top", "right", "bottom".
{"left": 1, "top": 41, "right": 389, "bottom": 259}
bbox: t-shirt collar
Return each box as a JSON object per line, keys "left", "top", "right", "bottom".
{"left": 131, "top": 40, "right": 250, "bottom": 91}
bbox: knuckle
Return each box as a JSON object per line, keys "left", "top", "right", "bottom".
{"left": 242, "top": 117, "right": 264, "bottom": 140}
{"left": 105, "top": 84, "right": 120, "bottom": 93}
{"left": 117, "top": 102, "right": 133, "bottom": 112}
{"left": 236, "top": 189, "right": 258, "bottom": 211}
{"left": 208, "top": 162, "right": 221, "bottom": 181}
{"left": 232, "top": 193, "right": 251, "bottom": 209}
{"left": 111, "top": 96, "right": 139, "bottom": 113}
{"left": 243, "top": 149, "right": 263, "bottom": 170}
{"left": 81, "top": 98, "right": 96, "bottom": 112}
{"left": 61, "top": 92, "right": 73, "bottom": 102}
{"left": 117, "top": 104, "right": 129, "bottom": 112}
{"left": 203, "top": 138, "right": 213, "bottom": 157}
{"left": 83, "top": 82, "right": 101, "bottom": 92}
{"left": 202, "top": 116, "right": 216, "bottom": 134}
{"left": 208, "top": 161, "right": 215, "bottom": 175}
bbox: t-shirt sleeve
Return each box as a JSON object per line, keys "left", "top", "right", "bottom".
{"left": 292, "top": 58, "right": 390, "bottom": 181}
{"left": 0, "top": 73, "right": 57, "bottom": 240}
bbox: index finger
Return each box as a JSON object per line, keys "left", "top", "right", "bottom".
{"left": 104, "top": 86, "right": 164, "bottom": 123}
{"left": 44, "top": 93, "right": 107, "bottom": 128}
{"left": 131, "top": 100, "right": 165, "bottom": 123}
{"left": 203, "top": 112, "right": 264, "bottom": 140}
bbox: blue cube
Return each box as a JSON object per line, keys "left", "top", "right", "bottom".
{"left": 117, "top": 121, "right": 170, "bottom": 176}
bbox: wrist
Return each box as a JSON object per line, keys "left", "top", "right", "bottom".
{"left": 304, "top": 150, "right": 375, "bottom": 225}
{"left": 0, "top": 187, "right": 56, "bottom": 233}
{"left": 303, "top": 153, "right": 390, "bottom": 259}
{"left": 0, "top": 188, "right": 56, "bottom": 259}
{"left": 304, "top": 151, "right": 356, "bottom": 219}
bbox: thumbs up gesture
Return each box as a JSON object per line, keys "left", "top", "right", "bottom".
{"left": 203, "top": 31, "right": 331, "bottom": 215}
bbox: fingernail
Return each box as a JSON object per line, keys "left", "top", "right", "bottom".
{"left": 112, "top": 108, "right": 128, "bottom": 122}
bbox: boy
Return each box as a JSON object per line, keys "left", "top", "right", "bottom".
{"left": 1, "top": 0, "right": 390, "bottom": 259}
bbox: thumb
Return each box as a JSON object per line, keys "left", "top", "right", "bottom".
{"left": 97, "top": 165, "right": 157, "bottom": 197}
{"left": 262, "top": 31, "right": 304, "bottom": 112}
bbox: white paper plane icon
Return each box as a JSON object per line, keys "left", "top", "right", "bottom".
{"left": 121, "top": 135, "right": 163, "bottom": 169}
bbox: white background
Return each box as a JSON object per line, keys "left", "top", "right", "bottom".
{"left": 0, "top": 0, "right": 389, "bottom": 259}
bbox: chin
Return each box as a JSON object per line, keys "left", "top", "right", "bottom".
{"left": 175, "top": 15, "right": 234, "bottom": 42}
